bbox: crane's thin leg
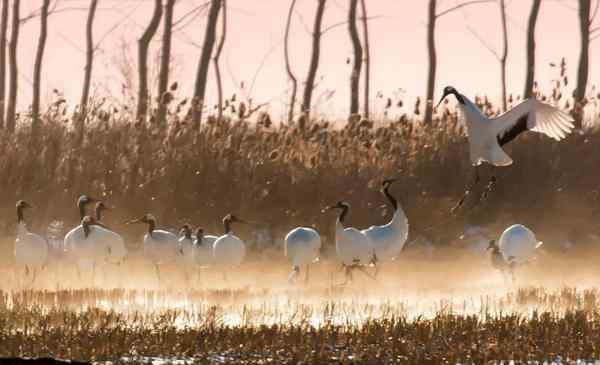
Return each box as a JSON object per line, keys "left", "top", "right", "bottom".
{"left": 451, "top": 166, "right": 480, "bottom": 214}
{"left": 480, "top": 175, "right": 498, "bottom": 203}
{"left": 154, "top": 263, "right": 161, "bottom": 289}
{"left": 304, "top": 265, "right": 310, "bottom": 285}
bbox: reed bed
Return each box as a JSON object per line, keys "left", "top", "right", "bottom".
{"left": 2, "top": 287, "right": 600, "bottom": 363}
{"left": 0, "top": 69, "right": 598, "bottom": 248}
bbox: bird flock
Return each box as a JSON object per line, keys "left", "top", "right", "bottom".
{"left": 12, "top": 87, "right": 571, "bottom": 288}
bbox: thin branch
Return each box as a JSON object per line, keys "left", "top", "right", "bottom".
{"left": 172, "top": 2, "right": 208, "bottom": 28}
{"left": 93, "top": 3, "right": 142, "bottom": 51}
{"left": 436, "top": 0, "right": 495, "bottom": 18}
{"left": 591, "top": 0, "right": 600, "bottom": 23}
{"left": 321, "top": 15, "right": 385, "bottom": 35}
{"left": 466, "top": 23, "right": 500, "bottom": 60}
{"left": 294, "top": 9, "right": 312, "bottom": 36}
{"left": 591, "top": 26, "right": 600, "bottom": 34}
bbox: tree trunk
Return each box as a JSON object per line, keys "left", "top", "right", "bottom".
{"left": 499, "top": 0, "right": 508, "bottom": 112}
{"left": 524, "top": 0, "right": 541, "bottom": 99}
{"left": 6, "top": 0, "right": 19, "bottom": 132}
{"left": 284, "top": 0, "right": 298, "bottom": 124}
{"left": 0, "top": 0, "right": 8, "bottom": 129}
{"left": 348, "top": 0, "right": 362, "bottom": 120}
{"left": 157, "top": 0, "right": 175, "bottom": 125}
{"left": 301, "top": 0, "right": 326, "bottom": 122}
{"left": 424, "top": 0, "right": 436, "bottom": 124}
{"left": 32, "top": 0, "right": 50, "bottom": 134}
{"left": 359, "top": 0, "right": 370, "bottom": 119}
{"left": 213, "top": 0, "right": 226, "bottom": 121}
{"left": 79, "top": 0, "right": 98, "bottom": 141}
{"left": 137, "top": 0, "right": 163, "bottom": 123}
{"left": 576, "top": 0, "right": 590, "bottom": 103}
{"left": 192, "top": 0, "right": 221, "bottom": 125}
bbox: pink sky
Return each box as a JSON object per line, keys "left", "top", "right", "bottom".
{"left": 15, "top": 0, "right": 599, "bottom": 119}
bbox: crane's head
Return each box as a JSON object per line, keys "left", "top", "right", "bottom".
{"left": 487, "top": 239, "right": 498, "bottom": 251}
{"left": 179, "top": 223, "right": 192, "bottom": 238}
{"left": 95, "top": 201, "right": 109, "bottom": 211}
{"left": 223, "top": 214, "right": 247, "bottom": 225}
{"left": 381, "top": 178, "right": 399, "bottom": 191}
{"left": 322, "top": 201, "right": 350, "bottom": 212}
{"left": 194, "top": 227, "right": 204, "bottom": 240}
{"left": 437, "top": 86, "right": 464, "bottom": 107}
{"left": 78, "top": 194, "right": 98, "bottom": 206}
{"left": 16, "top": 200, "right": 32, "bottom": 210}
{"left": 125, "top": 213, "right": 156, "bottom": 225}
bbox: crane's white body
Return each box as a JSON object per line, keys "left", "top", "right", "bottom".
{"left": 15, "top": 223, "right": 49, "bottom": 270}
{"left": 213, "top": 234, "right": 246, "bottom": 267}
{"left": 285, "top": 227, "right": 321, "bottom": 267}
{"left": 143, "top": 230, "right": 179, "bottom": 264}
{"left": 498, "top": 224, "right": 542, "bottom": 265}
{"left": 457, "top": 96, "right": 574, "bottom": 166}
{"left": 177, "top": 235, "right": 196, "bottom": 266}
{"left": 362, "top": 208, "right": 408, "bottom": 261}
{"left": 103, "top": 229, "right": 127, "bottom": 264}
{"left": 194, "top": 235, "right": 218, "bottom": 266}
{"left": 335, "top": 219, "right": 373, "bottom": 266}
{"left": 64, "top": 224, "right": 111, "bottom": 268}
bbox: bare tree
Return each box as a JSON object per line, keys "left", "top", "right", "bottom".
{"left": 284, "top": 0, "right": 297, "bottom": 124}
{"left": 79, "top": 0, "right": 98, "bottom": 130}
{"left": 6, "top": 0, "right": 19, "bottom": 132}
{"left": 0, "top": 0, "right": 8, "bottom": 129}
{"left": 348, "top": 0, "right": 362, "bottom": 120}
{"left": 192, "top": 0, "right": 221, "bottom": 125}
{"left": 213, "top": 0, "right": 226, "bottom": 121}
{"left": 137, "top": 0, "right": 163, "bottom": 123}
{"left": 301, "top": 0, "right": 326, "bottom": 122}
{"left": 499, "top": 0, "right": 508, "bottom": 111}
{"left": 359, "top": 0, "right": 370, "bottom": 119}
{"left": 524, "top": 0, "right": 541, "bottom": 99}
{"left": 425, "top": 0, "right": 437, "bottom": 125}
{"left": 32, "top": 0, "right": 50, "bottom": 134}
{"left": 425, "top": 0, "right": 494, "bottom": 124}
{"left": 157, "top": 0, "right": 175, "bottom": 125}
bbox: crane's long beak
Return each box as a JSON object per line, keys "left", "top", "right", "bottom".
{"left": 124, "top": 218, "right": 140, "bottom": 225}
{"left": 436, "top": 95, "right": 446, "bottom": 108}
{"left": 321, "top": 206, "right": 334, "bottom": 213}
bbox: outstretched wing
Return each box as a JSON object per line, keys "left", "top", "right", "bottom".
{"left": 493, "top": 99, "right": 574, "bottom": 146}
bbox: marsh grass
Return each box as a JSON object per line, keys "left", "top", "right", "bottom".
{"left": 2, "top": 287, "right": 600, "bottom": 363}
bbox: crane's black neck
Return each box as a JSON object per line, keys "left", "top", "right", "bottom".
{"left": 224, "top": 219, "right": 231, "bottom": 234}
{"left": 147, "top": 220, "right": 155, "bottom": 237}
{"left": 449, "top": 89, "right": 465, "bottom": 104}
{"left": 338, "top": 205, "right": 349, "bottom": 224}
{"left": 83, "top": 220, "right": 91, "bottom": 238}
{"left": 95, "top": 205, "right": 103, "bottom": 221}
{"left": 195, "top": 230, "right": 204, "bottom": 243}
{"left": 78, "top": 201, "right": 87, "bottom": 220}
{"left": 184, "top": 229, "right": 192, "bottom": 240}
{"left": 17, "top": 206, "right": 24, "bottom": 224}
{"left": 383, "top": 185, "right": 398, "bottom": 212}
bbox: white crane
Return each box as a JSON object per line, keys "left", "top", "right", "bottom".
{"left": 324, "top": 201, "right": 374, "bottom": 284}
{"left": 63, "top": 195, "right": 112, "bottom": 285}
{"left": 193, "top": 227, "right": 217, "bottom": 267}
{"left": 14, "top": 200, "right": 49, "bottom": 287}
{"left": 177, "top": 224, "right": 196, "bottom": 284}
{"left": 95, "top": 202, "right": 127, "bottom": 266}
{"left": 437, "top": 86, "right": 574, "bottom": 211}
{"left": 361, "top": 179, "right": 409, "bottom": 274}
{"left": 498, "top": 224, "right": 543, "bottom": 266}
{"left": 126, "top": 213, "right": 179, "bottom": 286}
{"left": 284, "top": 227, "right": 321, "bottom": 284}
{"left": 487, "top": 239, "right": 515, "bottom": 282}
{"left": 213, "top": 214, "right": 247, "bottom": 279}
